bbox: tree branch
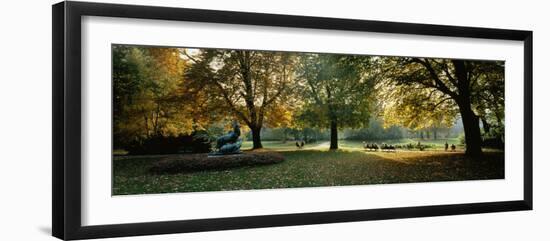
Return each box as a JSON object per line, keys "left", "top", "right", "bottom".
{"left": 411, "top": 58, "right": 458, "bottom": 100}
{"left": 430, "top": 97, "right": 453, "bottom": 111}
{"left": 212, "top": 80, "right": 252, "bottom": 126}
{"left": 181, "top": 49, "right": 199, "bottom": 63}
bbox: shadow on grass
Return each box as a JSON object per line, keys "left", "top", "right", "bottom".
{"left": 112, "top": 148, "right": 504, "bottom": 195}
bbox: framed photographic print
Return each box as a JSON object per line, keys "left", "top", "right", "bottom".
{"left": 52, "top": 1, "right": 533, "bottom": 240}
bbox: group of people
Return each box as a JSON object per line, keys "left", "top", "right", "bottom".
{"left": 362, "top": 141, "right": 457, "bottom": 152}
{"left": 294, "top": 139, "right": 457, "bottom": 151}
{"left": 363, "top": 142, "right": 398, "bottom": 152}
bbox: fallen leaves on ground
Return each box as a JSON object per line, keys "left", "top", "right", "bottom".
{"left": 113, "top": 150, "right": 504, "bottom": 195}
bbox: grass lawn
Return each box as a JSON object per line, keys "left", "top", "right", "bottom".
{"left": 113, "top": 139, "right": 503, "bottom": 195}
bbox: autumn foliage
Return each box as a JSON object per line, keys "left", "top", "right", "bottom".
{"left": 113, "top": 45, "right": 504, "bottom": 156}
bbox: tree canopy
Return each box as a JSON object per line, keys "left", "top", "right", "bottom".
{"left": 184, "top": 49, "right": 298, "bottom": 149}
{"left": 112, "top": 45, "right": 504, "bottom": 155}
{"left": 112, "top": 46, "right": 193, "bottom": 148}
{"left": 380, "top": 57, "right": 504, "bottom": 155}
{"left": 295, "top": 53, "right": 377, "bottom": 149}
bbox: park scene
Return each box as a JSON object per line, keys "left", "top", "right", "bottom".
{"left": 112, "top": 45, "right": 505, "bottom": 195}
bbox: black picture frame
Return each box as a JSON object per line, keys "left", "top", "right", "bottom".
{"left": 52, "top": 1, "right": 533, "bottom": 240}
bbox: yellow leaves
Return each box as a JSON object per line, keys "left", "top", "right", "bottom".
{"left": 265, "top": 104, "right": 294, "bottom": 128}
{"left": 114, "top": 46, "right": 209, "bottom": 139}
{"left": 378, "top": 81, "right": 458, "bottom": 130}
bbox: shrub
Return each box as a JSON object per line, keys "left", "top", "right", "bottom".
{"left": 458, "top": 133, "right": 465, "bottom": 145}
{"left": 482, "top": 137, "right": 504, "bottom": 149}
{"left": 150, "top": 151, "right": 285, "bottom": 174}
{"left": 126, "top": 133, "right": 211, "bottom": 155}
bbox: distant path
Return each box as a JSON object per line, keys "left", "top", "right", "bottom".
{"left": 308, "top": 141, "right": 330, "bottom": 150}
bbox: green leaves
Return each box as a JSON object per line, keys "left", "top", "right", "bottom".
{"left": 295, "top": 54, "right": 376, "bottom": 130}
{"left": 379, "top": 57, "right": 504, "bottom": 132}
{"left": 113, "top": 45, "right": 195, "bottom": 149}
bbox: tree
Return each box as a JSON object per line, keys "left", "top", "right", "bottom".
{"left": 382, "top": 57, "right": 504, "bottom": 156}
{"left": 470, "top": 62, "right": 505, "bottom": 140}
{"left": 112, "top": 46, "right": 195, "bottom": 148}
{"left": 296, "top": 53, "right": 376, "bottom": 149}
{"left": 185, "top": 49, "right": 297, "bottom": 149}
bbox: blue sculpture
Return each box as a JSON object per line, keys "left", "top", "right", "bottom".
{"left": 211, "top": 121, "right": 242, "bottom": 155}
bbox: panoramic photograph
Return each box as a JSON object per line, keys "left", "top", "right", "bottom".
{"left": 112, "top": 44, "right": 505, "bottom": 195}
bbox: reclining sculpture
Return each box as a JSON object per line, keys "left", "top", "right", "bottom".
{"left": 211, "top": 121, "right": 242, "bottom": 155}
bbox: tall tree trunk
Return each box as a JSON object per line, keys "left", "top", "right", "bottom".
{"left": 142, "top": 109, "right": 150, "bottom": 137}
{"left": 458, "top": 103, "right": 483, "bottom": 156}
{"left": 433, "top": 129, "right": 437, "bottom": 140}
{"left": 453, "top": 60, "right": 483, "bottom": 157}
{"left": 153, "top": 102, "right": 161, "bottom": 135}
{"left": 330, "top": 120, "right": 338, "bottom": 150}
{"left": 251, "top": 126, "right": 263, "bottom": 149}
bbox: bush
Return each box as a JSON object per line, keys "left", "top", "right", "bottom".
{"left": 458, "top": 133, "right": 465, "bottom": 145}
{"left": 126, "top": 133, "right": 211, "bottom": 155}
{"left": 482, "top": 125, "right": 504, "bottom": 149}
{"left": 457, "top": 133, "right": 504, "bottom": 149}
{"left": 482, "top": 137, "right": 504, "bottom": 149}
{"left": 150, "top": 151, "right": 285, "bottom": 174}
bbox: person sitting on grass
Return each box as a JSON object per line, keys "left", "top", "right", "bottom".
{"left": 451, "top": 144, "right": 456, "bottom": 152}
{"left": 295, "top": 140, "right": 305, "bottom": 149}
{"left": 416, "top": 141, "right": 425, "bottom": 151}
